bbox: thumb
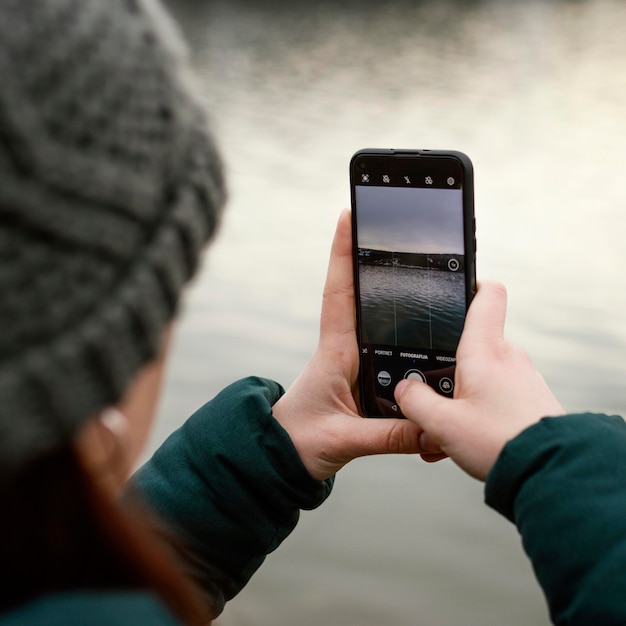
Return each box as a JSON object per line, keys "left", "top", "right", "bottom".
{"left": 395, "top": 379, "right": 454, "bottom": 445}
{"left": 339, "top": 417, "right": 424, "bottom": 458}
{"left": 319, "top": 209, "right": 355, "bottom": 342}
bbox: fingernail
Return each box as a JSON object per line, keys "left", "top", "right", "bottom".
{"left": 419, "top": 431, "right": 440, "bottom": 453}
{"left": 395, "top": 379, "right": 409, "bottom": 400}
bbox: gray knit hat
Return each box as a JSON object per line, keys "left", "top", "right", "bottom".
{"left": 0, "top": 0, "right": 226, "bottom": 471}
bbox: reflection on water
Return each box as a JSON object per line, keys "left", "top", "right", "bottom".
{"left": 360, "top": 264, "right": 465, "bottom": 350}
{"left": 153, "top": 1, "right": 626, "bottom": 624}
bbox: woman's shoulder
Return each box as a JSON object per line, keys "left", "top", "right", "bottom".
{"left": 0, "top": 591, "right": 181, "bottom": 626}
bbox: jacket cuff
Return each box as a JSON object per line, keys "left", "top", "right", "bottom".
{"left": 484, "top": 413, "right": 624, "bottom": 522}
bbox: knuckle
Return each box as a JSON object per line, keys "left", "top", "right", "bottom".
{"left": 385, "top": 421, "right": 418, "bottom": 454}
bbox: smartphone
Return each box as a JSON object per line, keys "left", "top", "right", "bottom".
{"left": 350, "top": 149, "right": 476, "bottom": 418}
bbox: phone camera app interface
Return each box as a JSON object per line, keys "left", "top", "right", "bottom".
{"left": 353, "top": 155, "right": 469, "bottom": 416}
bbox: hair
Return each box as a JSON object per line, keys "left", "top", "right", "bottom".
{"left": 0, "top": 444, "right": 211, "bottom": 625}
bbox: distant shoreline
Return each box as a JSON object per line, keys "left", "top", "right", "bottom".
{"left": 358, "top": 248, "right": 464, "bottom": 272}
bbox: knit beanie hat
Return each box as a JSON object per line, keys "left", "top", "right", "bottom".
{"left": 0, "top": 0, "right": 226, "bottom": 472}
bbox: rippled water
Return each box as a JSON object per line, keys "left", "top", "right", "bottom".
{"left": 360, "top": 264, "right": 465, "bottom": 350}
{"left": 149, "top": 1, "right": 626, "bottom": 624}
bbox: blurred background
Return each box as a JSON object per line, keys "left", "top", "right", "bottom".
{"left": 147, "top": 0, "right": 626, "bottom": 624}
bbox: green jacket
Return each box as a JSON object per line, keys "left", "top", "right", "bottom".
{"left": 486, "top": 413, "right": 626, "bottom": 625}
{"left": 0, "top": 592, "right": 179, "bottom": 626}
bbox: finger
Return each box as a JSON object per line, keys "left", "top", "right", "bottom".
{"left": 419, "top": 430, "right": 441, "bottom": 453}
{"left": 395, "top": 379, "right": 452, "bottom": 439}
{"left": 457, "top": 280, "right": 508, "bottom": 354}
{"left": 420, "top": 452, "right": 449, "bottom": 463}
{"left": 336, "top": 416, "right": 424, "bottom": 458}
{"left": 319, "top": 209, "right": 356, "bottom": 340}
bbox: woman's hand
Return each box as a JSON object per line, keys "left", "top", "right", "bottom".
{"left": 395, "top": 280, "right": 565, "bottom": 481}
{"left": 272, "top": 210, "right": 445, "bottom": 482}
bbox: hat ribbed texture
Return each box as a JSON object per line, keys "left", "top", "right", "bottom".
{"left": 0, "top": 0, "right": 226, "bottom": 470}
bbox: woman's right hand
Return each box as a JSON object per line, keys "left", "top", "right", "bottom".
{"left": 395, "top": 281, "right": 565, "bottom": 481}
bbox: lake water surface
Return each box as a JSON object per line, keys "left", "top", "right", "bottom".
{"left": 151, "top": 1, "right": 626, "bottom": 624}
{"left": 359, "top": 264, "right": 466, "bottom": 350}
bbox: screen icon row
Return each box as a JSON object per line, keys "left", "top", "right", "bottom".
{"left": 360, "top": 173, "right": 456, "bottom": 186}
{"left": 377, "top": 369, "right": 454, "bottom": 394}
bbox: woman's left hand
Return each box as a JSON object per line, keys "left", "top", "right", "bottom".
{"left": 272, "top": 210, "right": 446, "bottom": 482}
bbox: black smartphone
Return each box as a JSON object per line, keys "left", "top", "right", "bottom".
{"left": 350, "top": 149, "right": 476, "bottom": 418}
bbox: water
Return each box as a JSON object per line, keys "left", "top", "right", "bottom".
{"left": 148, "top": 1, "right": 626, "bottom": 624}
{"left": 359, "top": 264, "right": 466, "bottom": 350}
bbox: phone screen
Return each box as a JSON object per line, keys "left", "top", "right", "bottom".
{"left": 351, "top": 150, "right": 475, "bottom": 417}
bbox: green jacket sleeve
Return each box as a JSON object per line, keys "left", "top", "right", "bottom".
{"left": 485, "top": 413, "right": 626, "bottom": 625}
{"left": 131, "top": 376, "right": 334, "bottom": 615}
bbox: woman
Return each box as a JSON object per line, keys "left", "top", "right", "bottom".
{"left": 0, "top": 1, "right": 434, "bottom": 623}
